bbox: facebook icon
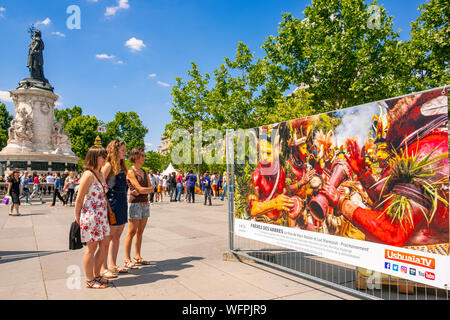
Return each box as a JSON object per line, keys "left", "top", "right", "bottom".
{"left": 384, "top": 262, "right": 391, "bottom": 270}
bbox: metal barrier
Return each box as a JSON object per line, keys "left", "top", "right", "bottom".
{"left": 225, "top": 130, "right": 449, "bottom": 301}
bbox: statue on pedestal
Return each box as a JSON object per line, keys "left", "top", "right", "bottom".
{"left": 17, "top": 26, "right": 54, "bottom": 92}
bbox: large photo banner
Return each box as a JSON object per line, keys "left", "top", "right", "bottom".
{"left": 233, "top": 87, "right": 450, "bottom": 289}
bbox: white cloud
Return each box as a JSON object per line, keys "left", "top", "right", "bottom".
{"left": 125, "top": 37, "right": 146, "bottom": 52}
{"left": 55, "top": 101, "right": 64, "bottom": 107}
{"left": 0, "top": 7, "right": 5, "bottom": 17}
{"left": 96, "top": 53, "right": 115, "bottom": 59}
{"left": 0, "top": 91, "right": 12, "bottom": 103}
{"left": 148, "top": 73, "right": 157, "bottom": 78}
{"left": 52, "top": 31, "right": 66, "bottom": 37}
{"left": 157, "top": 81, "right": 170, "bottom": 87}
{"left": 116, "top": 60, "right": 124, "bottom": 64}
{"left": 105, "top": 0, "right": 130, "bottom": 16}
{"left": 36, "top": 17, "right": 51, "bottom": 26}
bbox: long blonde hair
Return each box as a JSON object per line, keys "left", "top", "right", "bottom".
{"left": 106, "top": 140, "right": 128, "bottom": 176}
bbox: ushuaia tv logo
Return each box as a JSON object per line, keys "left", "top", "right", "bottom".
{"left": 385, "top": 249, "right": 435, "bottom": 269}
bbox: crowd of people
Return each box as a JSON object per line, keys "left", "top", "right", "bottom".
{"left": 3, "top": 170, "right": 81, "bottom": 215}
{"left": 148, "top": 169, "right": 228, "bottom": 205}
{"left": 2, "top": 167, "right": 230, "bottom": 216}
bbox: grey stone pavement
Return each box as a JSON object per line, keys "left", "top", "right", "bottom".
{"left": 0, "top": 196, "right": 359, "bottom": 300}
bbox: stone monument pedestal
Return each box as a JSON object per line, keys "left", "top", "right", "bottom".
{"left": 0, "top": 86, "right": 79, "bottom": 174}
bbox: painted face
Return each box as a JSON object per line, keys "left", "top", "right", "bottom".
{"left": 299, "top": 143, "right": 308, "bottom": 158}
{"left": 259, "top": 140, "right": 273, "bottom": 165}
{"left": 376, "top": 143, "right": 389, "bottom": 160}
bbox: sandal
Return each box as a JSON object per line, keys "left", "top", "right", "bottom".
{"left": 124, "top": 260, "right": 139, "bottom": 269}
{"left": 134, "top": 257, "right": 151, "bottom": 265}
{"left": 101, "top": 270, "right": 118, "bottom": 279}
{"left": 95, "top": 276, "right": 113, "bottom": 285}
{"left": 110, "top": 266, "right": 128, "bottom": 274}
{"left": 86, "top": 279, "right": 107, "bottom": 289}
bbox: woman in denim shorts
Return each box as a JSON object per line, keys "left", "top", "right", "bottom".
{"left": 124, "top": 147, "right": 154, "bottom": 269}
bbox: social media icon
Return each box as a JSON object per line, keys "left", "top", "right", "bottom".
{"left": 425, "top": 272, "right": 435, "bottom": 280}
{"left": 384, "top": 262, "right": 391, "bottom": 270}
{"left": 393, "top": 264, "right": 399, "bottom": 271}
{"left": 401, "top": 266, "right": 407, "bottom": 273}
{"left": 409, "top": 268, "right": 416, "bottom": 276}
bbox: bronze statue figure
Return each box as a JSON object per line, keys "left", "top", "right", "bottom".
{"left": 18, "top": 26, "right": 54, "bottom": 92}
{"left": 27, "top": 29, "right": 47, "bottom": 82}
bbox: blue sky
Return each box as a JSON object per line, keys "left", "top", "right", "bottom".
{"left": 0, "top": 0, "right": 426, "bottom": 151}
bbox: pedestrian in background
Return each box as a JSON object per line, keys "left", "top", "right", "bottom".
{"left": 162, "top": 175, "right": 168, "bottom": 198}
{"left": 169, "top": 172, "right": 177, "bottom": 201}
{"left": 75, "top": 146, "right": 111, "bottom": 289}
{"left": 176, "top": 170, "right": 184, "bottom": 202}
{"left": 64, "top": 171, "right": 76, "bottom": 206}
{"left": 185, "top": 170, "right": 197, "bottom": 203}
{"left": 19, "top": 171, "right": 31, "bottom": 205}
{"left": 220, "top": 171, "right": 228, "bottom": 201}
{"left": 211, "top": 172, "right": 219, "bottom": 199}
{"left": 61, "top": 170, "right": 69, "bottom": 203}
{"left": 154, "top": 172, "right": 160, "bottom": 202}
{"left": 148, "top": 170, "right": 156, "bottom": 203}
{"left": 157, "top": 172, "right": 163, "bottom": 202}
{"left": 202, "top": 171, "right": 212, "bottom": 206}
{"left": 124, "top": 147, "right": 153, "bottom": 269}
{"left": 30, "top": 172, "right": 44, "bottom": 204}
{"left": 7, "top": 170, "right": 21, "bottom": 216}
{"left": 50, "top": 172, "right": 66, "bottom": 207}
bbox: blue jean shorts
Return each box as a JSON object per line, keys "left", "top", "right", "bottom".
{"left": 128, "top": 203, "right": 150, "bottom": 220}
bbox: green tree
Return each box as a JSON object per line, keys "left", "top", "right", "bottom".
{"left": 54, "top": 106, "right": 83, "bottom": 130}
{"left": 103, "top": 111, "right": 148, "bottom": 153}
{"left": 407, "top": 0, "right": 450, "bottom": 91}
{"left": 262, "top": 0, "right": 405, "bottom": 112}
{"left": 0, "top": 103, "right": 13, "bottom": 150}
{"left": 166, "top": 62, "right": 211, "bottom": 136}
{"left": 144, "top": 150, "right": 166, "bottom": 172}
{"left": 64, "top": 115, "right": 101, "bottom": 160}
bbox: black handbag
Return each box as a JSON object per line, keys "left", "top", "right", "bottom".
{"left": 69, "top": 221, "right": 84, "bottom": 250}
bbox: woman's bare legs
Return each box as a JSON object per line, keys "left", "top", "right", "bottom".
{"left": 124, "top": 220, "right": 139, "bottom": 263}
{"left": 134, "top": 218, "right": 148, "bottom": 261}
{"left": 84, "top": 241, "right": 99, "bottom": 281}
{"left": 108, "top": 224, "right": 126, "bottom": 268}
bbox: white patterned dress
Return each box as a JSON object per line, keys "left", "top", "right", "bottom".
{"left": 80, "top": 175, "right": 110, "bottom": 243}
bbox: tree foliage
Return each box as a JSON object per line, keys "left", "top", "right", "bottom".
{"left": 54, "top": 106, "right": 148, "bottom": 162}
{"left": 103, "top": 111, "right": 149, "bottom": 153}
{"left": 0, "top": 103, "right": 13, "bottom": 150}
{"left": 407, "top": 0, "right": 450, "bottom": 90}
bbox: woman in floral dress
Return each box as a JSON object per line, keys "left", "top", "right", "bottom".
{"left": 75, "top": 146, "right": 111, "bottom": 289}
